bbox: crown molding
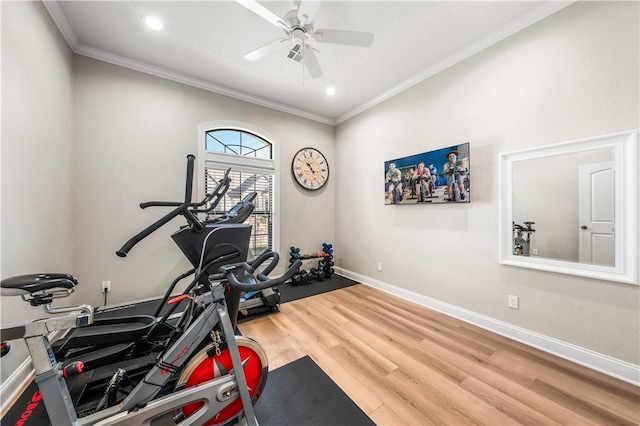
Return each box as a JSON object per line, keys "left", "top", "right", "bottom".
{"left": 43, "top": 1, "right": 573, "bottom": 127}
{"left": 42, "top": 0, "right": 79, "bottom": 48}
{"left": 41, "top": 1, "right": 336, "bottom": 126}
{"left": 335, "top": 1, "right": 575, "bottom": 125}
{"left": 73, "top": 43, "right": 337, "bottom": 125}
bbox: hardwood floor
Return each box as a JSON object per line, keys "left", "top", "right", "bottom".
{"left": 238, "top": 284, "right": 640, "bottom": 425}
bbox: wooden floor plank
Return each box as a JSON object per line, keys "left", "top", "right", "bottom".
{"left": 460, "top": 375, "right": 561, "bottom": 425}
{"left": 529, "top": 378, "right": 639, "bottom": 426}
{"left": 238, "top": 284, "right": 640, "bottom": 426}
{"left": 492, "top": 350, "right": 640, "bottom": 422}
{"left": 416, "top": 338, "right": 599, "bottom": 425}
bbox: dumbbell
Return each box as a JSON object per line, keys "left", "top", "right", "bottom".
{"left": 291, "top": 272, "right": 301, "bottom": 286}
{"left": 1, "top": 342, "right": 10, "bottom": 357}
{"left": 316, "top": 265, "right": 325, "bottom": 281}
{"left": 309, "top": 268, "right": 318, "bottom": 280}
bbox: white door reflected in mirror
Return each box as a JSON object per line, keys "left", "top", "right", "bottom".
{"left": 499, "top": 130, "right": 638, "bottom": 285}
{"left": 578, "top": 161, "right": 614, "bottom": 266}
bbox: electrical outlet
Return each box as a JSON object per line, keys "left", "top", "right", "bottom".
{"left": 508, "top": 294, "right": 519, "bottom": 309}
{"left": 102, "top": 281, "right": 111, "bottom": 292}
{"left": 532, "top": 248, "right": 539, "bottom": 256}
{"left": 377, "top": 262, "right": 382, "bottom": 272}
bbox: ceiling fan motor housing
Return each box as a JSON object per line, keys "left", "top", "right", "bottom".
{"left": 240, "top": 0, "right": 373, "bottom": 79}
{"left": 291, "top": 27, "right": 307, "bottom": 45}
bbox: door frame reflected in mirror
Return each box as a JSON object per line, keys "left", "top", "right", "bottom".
{"left": 499, "top": 130, "right": 638, "bottom": 285}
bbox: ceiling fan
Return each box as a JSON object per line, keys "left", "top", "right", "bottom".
{"left": 236, "top": 0, "right": 374, "bottom": 79}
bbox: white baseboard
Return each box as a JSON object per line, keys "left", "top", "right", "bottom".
{"left": 336, "top": 267, "right": 640, "bottom": 387}
{"left": 1, "top": 358, "right": 34, "bottom": 417}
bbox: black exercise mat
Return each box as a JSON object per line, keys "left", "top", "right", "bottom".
{"left": 254, "top": 355, "right": 375, "bottom": 426}
{"left": 2, "top": 356, "right": 374, "bottom": 426}
{"left": 2, "top": 380, "right": 47, "bottom": 426}
{"left": 279, "top": 275, "right": 358, "bottom": 303}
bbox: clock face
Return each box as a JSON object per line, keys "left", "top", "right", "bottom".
{"left": 292, "top": 148, "right": 329, "bottom": 190}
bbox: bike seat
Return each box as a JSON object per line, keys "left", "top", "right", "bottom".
{"left": 1, "top": 273, "right": 77, "bottom": 296}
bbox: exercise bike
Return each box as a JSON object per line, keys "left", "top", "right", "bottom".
{"left": 1, "top": 156, "right": 302, "bottom": 425}
{"left": 442, "top": 167, "right": 468, "bottom": 202}
{"left": 386, "top": 179, "right": 402, "bottom": 204}
{"left": 513, "top": 221, "right": 536, "bottom": 256}
{"left": 1, "top": 258, "right": 300, "bottom": 426}
{"left": 415, "top": 175, "right": 437, "bottom": 203}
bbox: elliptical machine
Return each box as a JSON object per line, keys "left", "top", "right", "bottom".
{"left": 145, "top": 166, "right": 282, "bottom": 319}
{"left": 51, "top": 156, "right": 285, "bottom": 367}
{"left": 47, "top": 164, "right": 253, "bottom": 369}
{"left": 1, "top": 155, "right": 301, "bottom": 425}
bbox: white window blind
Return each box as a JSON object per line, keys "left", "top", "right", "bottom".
{"left": 203, "top": 129, "right": 274, "bottom": 258}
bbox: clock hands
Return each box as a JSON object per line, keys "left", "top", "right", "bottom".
{"left": 305, "top": 159, "right": 319, "bottom": 174}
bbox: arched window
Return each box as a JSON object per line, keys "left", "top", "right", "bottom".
{"left": 198, "top": 122, "right": 277, "bottom": 258}
{"left": 205, "top": 129, "right": 272, "bottom": 159}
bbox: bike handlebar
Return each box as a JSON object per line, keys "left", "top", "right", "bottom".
{"left": 218, "top": 259, "right": 302, "bottom": 292}
{"left": 249, "top": 250, "right": 280, "bottom": 276}
{"left": 116, "top": 155, "right": 203, "bottom": 258}
{"left": 441, "top": 168, "right": 467, "bottom": 176}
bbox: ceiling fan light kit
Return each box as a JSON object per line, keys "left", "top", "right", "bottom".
{"left": 237, "top": 0, "right": 374, "bottom": 79}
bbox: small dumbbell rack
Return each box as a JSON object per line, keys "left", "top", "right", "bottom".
{"left": 289, "top": 243, "right": 335, "bottom": 285}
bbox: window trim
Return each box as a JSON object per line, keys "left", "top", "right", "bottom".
{"left": 197, "top": 120, "right": 280, "bottom": 254}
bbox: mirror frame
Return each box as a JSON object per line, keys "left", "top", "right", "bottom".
{"left": 499, "top": 130, "right": 638, "bottom": 285}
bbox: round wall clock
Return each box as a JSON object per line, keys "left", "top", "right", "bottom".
{"left": 292, "top": 147, "right": 329, "bottom": 191}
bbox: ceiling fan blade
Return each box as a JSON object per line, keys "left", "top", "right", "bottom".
{"left": 312, "top": 29, "right": 374, "bottom": 47}
{"left": 245, "top": 38, "right": 290, "bottom": 61}
{"left": 297, "top": 0, "right": 321, "bottom": 26}
{"left": 303, "top": 44, "right": 323, "bottom": 79}
{"left": 235, "top": 0, "right": 289, "bottom": 29}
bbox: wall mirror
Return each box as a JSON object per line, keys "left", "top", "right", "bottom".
{"left": 499, "top": 130, "right": 638, "bottom": 285}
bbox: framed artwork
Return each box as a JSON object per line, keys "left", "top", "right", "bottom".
{"left": 384, "top": 143, "right": 470, "bottom": 205}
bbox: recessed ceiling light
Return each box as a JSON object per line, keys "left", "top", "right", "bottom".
{"left": 325, "top": 87, "right": 336, "bottom": 96}
{"left": 142, "top": 15, "right": 163, "bottom": 31}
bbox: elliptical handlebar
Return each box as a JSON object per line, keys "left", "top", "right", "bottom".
{"left": 190, "top": 168, "right": 232, "bottom": 214}
{"left": 140, "top": 168, "right": 232, "bottom": 213}
{"left": 116, "top": 155, "right": 203, "bottom": 258}
{"left": 219, "top": 259, "right": 302, "bottom": 292}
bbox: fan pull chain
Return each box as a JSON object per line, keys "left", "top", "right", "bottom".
{"left": 302, "top": 44, "right": 306, "bottom": 86}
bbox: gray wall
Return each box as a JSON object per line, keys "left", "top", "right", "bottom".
{"left": 1, "top": 1, "right": 75, "bottom": 379}
{"left": 335, "top": 1, "right": 639, "bottom": 364}
{"left": 71, "top": 56, "right": 335, "bottom": 307}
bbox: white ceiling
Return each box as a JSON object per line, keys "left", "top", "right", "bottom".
{"left": 44, "top": 1, "right": 572, "bottom": 125}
